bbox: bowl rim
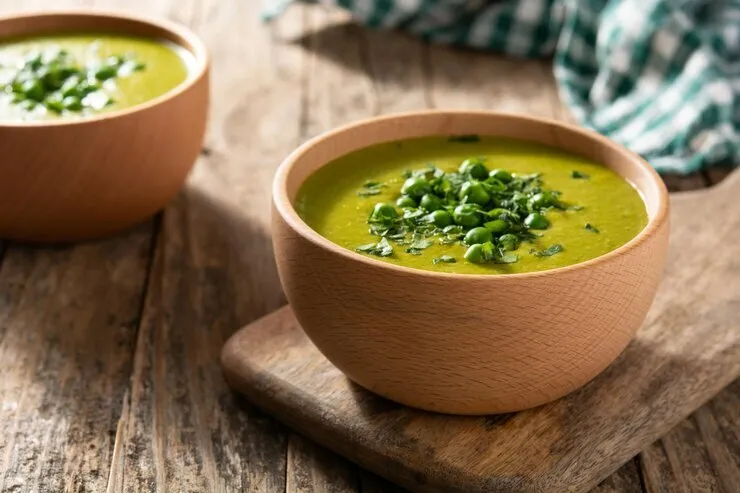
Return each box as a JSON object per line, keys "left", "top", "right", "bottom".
{"left": 273, "top": 110, "right": 670, "bottom": 280}
{"left": 0, "top": 8, "right": 208, "bottom": 128}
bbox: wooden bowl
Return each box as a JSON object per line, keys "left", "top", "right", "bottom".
{"left": 0, "top": 10, "right": 209, "bottom": 242}
{"left": 272, "top": 111, "right": 670, "bottom": 415}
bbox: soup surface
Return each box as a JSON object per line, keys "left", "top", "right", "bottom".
{"left": 0, "top": 33, "right": 191, "bottom": 121}
{"left": 297, "top": 136, "right": 649, "bottom": 275}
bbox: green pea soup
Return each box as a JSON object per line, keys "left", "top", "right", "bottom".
{"left": 0, "top": 33, "right": 192, "bottom": 121}
{"left": 296, "top": 136, "right": 649, "bottom": 275}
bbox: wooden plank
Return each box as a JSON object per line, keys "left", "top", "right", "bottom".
{"left": 0, "top": 1, "right": 158, "bottom": 492}
{"left": 0, "top": 224, "right": 154, "bottom": 493}
{"left": 363, "top": 29, "right": 430, "bottom": 112}
{"left": 639, "top": 380, "right": 740, "bottom": 493}
{"left": 427, "top": 45, "right": 560, "bottom": 117}
{"left": 591, "top": 459, "right": 643, "bottom": 493}
{"left": 694, "top": 395, "right": 740, "bottom": 493}
{"left": 301, "top": 7, "right": 376, "bottom": 139}
{"left": 107, "top": 0, "right": 304, "bottom": 491}
{"left": 704, "top": 380, "right": 740, "bottom": 492}
{"left": 640, "top": 420, "right": 723, "bottom": 492}
{"left": 286, "top": 434, "right": 359, "bottom": 493}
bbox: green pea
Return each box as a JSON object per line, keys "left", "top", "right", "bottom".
{"left": 464, "top": 243, "right": 485, "bottom": 264}
{"left": 458, "top": 181, "right": 490, "bottom": 206}
{"left": 528, "top": 192, "right": 554, "bottom": 210}
{"left": 499, "top": 234, "right": 520, "bottom": 251}
{"left": 459, "top": 158, "right": 489, "bottom": 180}
{"left": 453, "top": 204, "right": 481, "bottom": 228}
{"left": 95, "top": 65, "right": 117, "bottom": 81}
{"left": 22, "top": 79, "right": 44, "bottom": 101}
{"left": 484, "top": 219, "right": 508, "bottom": 235}
{"left": 395, "top": 196, "right": 417, "bottom": 208}
{"left": 401, "top": 177, "right": 431, "bottom": 199}
{"left": 370, "top": 202, "right": 398, "bottom": 221}
{"left": 524, "top": 212, "right": 550, "bottom": 229}
{"left": 464, "top": 227, "right": 493, "bottom": 245}
{"left": 420, "top": 194, "right": 443, "bottom": 212}
{"left": 63, "top": 95, "right": 83, "bottom": 111}
{"left": 489, "top": 169, "right": 513, "bottom": 183}
{"left": 487, "top": 208, "right": 510, "bottom": 220}
{"left": 428, "top": 210, "right": 453, "bottom": 228}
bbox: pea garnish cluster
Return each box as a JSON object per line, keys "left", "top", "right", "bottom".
{"left": 355, "top": 157, "right": 587, "bottom": 266}
{"left": 0, "top": 46, "right": 145, "bottom": 115}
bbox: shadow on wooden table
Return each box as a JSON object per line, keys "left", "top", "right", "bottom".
{"left": 0, "top": 178, "right": 289, "bottom": 488}
{"left": 286, "top": 15, "right": 566, "bottom": 122}
{"left": 337, "top": 333, "right": 729, "bottom": 492}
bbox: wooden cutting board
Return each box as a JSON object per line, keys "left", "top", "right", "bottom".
{"left": 221, "top": 170, "right": 740, "bottom": 493}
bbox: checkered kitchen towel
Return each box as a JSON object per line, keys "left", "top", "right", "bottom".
{"left": 264, "top": 0, "right": 740, "bottom": 174}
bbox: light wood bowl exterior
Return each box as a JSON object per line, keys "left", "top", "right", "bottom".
{"left": 272, "top": 111, "right": 670, "bottom": 415}
{"left": 0, "top": 10, "right": 209, "bottom": 242}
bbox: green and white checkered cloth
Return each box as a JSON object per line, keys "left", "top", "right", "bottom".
{"left": 264, "top": 0, "right": 740, "bottom": 174}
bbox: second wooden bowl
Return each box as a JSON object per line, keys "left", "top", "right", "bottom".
{"left": 0, "top": 10, "right": 209, "bottom": 242}
{"left": 272, "top": 111, "right": 670, "bottom": 415}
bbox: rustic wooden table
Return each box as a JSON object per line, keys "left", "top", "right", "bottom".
{"left": 1, "top": 1, "right": 737, "bottom": 492}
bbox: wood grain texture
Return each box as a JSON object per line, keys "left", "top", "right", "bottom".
{"left": 640, "top": 380, "right": 740, "bottom": 493}
{"left": 286, "top": 434, "right": 359, "bottom": 493}
{"left": 591, "top": 460, "right": 643, "bottom": 493}
{"left": 0, "top": 223, "right": 154, "bottom": 493}
{"left": 0, "top": 3, "right": 157, "bottom": 493}
{"left": 108, "top": 0, "right": 298, "bottom": 491}
{"left": 223, "top": 167, "right": 740, "bottom": 492}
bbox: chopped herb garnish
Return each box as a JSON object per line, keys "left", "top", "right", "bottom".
{"left": 355, "top": 237, "right": 394, "bottom": 257}
{"left": 0, "top": 44, "right": 146, "bottom": 116}
{"left": 357, "top": 189, "right": 381, "bottom": 197}
{"left": 584, "top": 223, "right": 600, "bottom": 233}
{"left": 448, "top": 134, "right": 481, "bottom": 143}
{"left": 571, "top": 170, "right": 590, "bottom": 179}
{"left": 497, "top": 253, "right": 519, "bottom": 264}
{"left": 355, "top": 159, "right": 581, "bottom": 266}
{"left": 432, "top": 255, "right": 456, "bottom": 265}
{"left": 357, "top": 180, "right": 385, "bottom": 197}
{"left": 530, "top": 244, "right": 564, "bottom": 257}
{"left": 405, "top": 237, "right": 433, "bottom": 255}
